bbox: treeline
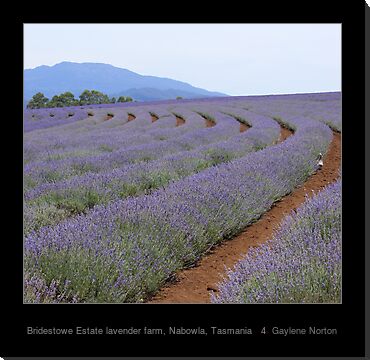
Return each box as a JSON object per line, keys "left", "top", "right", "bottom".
{"left": 27, "top": 90, "right": 133, "bottom": 109}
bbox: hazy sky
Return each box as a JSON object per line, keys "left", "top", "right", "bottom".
{"left": 24, "top": 24, "right": 341, "bottom": 96}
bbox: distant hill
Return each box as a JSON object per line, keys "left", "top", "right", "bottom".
{"left": 112, "top": 87, "right": 224, "bottom": 101}
{"left": 24, "top": 62, "right": 227, "bottom": 102}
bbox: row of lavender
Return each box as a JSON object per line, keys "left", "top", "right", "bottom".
{"left": 24, "top": 107, "right": 90, "bottom": 132}
{"left": 24, "top": 105, "right": 240, "bottom": 184}
{"left": 24, "top": 106, "right": 201, "bottom": 168}
{"left": 242, "top": 94, "right": 342, "bottom": 132}
{"left": 24, "top": 95, "right": 340, "bottom": 173}
{"left": 24, "top": 108, "right": 280, "bottom": 234}
{"left": 24, "top": 112, "right": 332, "bottom": 303}
{"left": 212, "top": 179, "right": 341, "bottom": 303}
{"left": 24, "top": 92, "right": 341, "bottom": 133}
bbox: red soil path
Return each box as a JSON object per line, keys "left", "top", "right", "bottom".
{"left": 128, "top": 114, "right": 136, "bottom": 122}
{"left": 280, "top": 126, "right": 293, "bottom": 142}
{"left": 240, "top": 123, "right": 250, "bottom": 133}
{"left": 205, "top": 119, "right": 216, "bottom": 128}
{"left": 176, "top": 116, "right": 186, "bottom": 127}
{"left": 197, "top": 114, "right": 216, "bottom": 128}
{"left": 148, "top": 128, "right": 341, "bottom": 304}
{"left": 151, "top": 114, "right": 159, "bottom": 123}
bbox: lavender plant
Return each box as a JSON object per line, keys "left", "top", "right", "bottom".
{"left": 211, "top": 179, "right": 342, "bottom": 303}
{"left": 24, "top": 108, "right": 238, "bottom": 187}
{"left": 24, "top": 110, "right": 279, "bottom": 233}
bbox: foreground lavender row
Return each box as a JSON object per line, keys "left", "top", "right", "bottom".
{"left": 212, "top": 179, "right": 342, "bottom": 304}
{"left": 24, "top": 106, "right": 333, "bottom": 303}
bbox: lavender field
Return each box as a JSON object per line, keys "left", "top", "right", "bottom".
{"left": 211, "top": 179, "right": 342, "bottom": 304}
{"left": 23, "top": 92, "right": 342, "bottom": 303}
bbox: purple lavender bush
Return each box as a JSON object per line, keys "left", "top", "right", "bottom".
{"left": 24, "top": 107, "right": 90, "bottom": 132}
{"left": 211, "top": 179, "right": 342, "bottom": 303}
{"left": 24, "top": 109, "right": 279, "bottom": 234}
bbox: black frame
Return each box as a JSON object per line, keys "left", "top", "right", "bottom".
{"left": 2, "top": 1, "right": 366, "bottom": 358}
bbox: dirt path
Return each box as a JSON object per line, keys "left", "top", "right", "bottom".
{"left": 148, "top": 129, "right": 341, "bottom": 303}
{"left": 205, "top": 119, "right": 216, "bottom": 128}
{"left": 128, "top": 114, "right": 136, "bottom": 122}
{"left": 280, "top": 126, "right": 293, "bottom": 142}
{"left": 239, "top": 123, "right": 250, "bottom": 133}
{"left": 175, "top": 116, "right": 186, "bottom": 127}
{"left": 151, "top": 114, "right": 159, "bottom": 123}
{"left": 198, "top": 114, "right": 216, "bottom": 128}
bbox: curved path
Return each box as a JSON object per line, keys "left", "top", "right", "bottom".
{"left": 175, "top": 116, "right": 186, "bottom": 127}
{"left": 150, "top": 113, "right": 159, "bottom": 122}
{"left": 239, "top": 123, "right": 250, "bottom": 133}
{"left": 127, "top": 113, "right": 136, "bottom": 122}
{"left": 148, "top": 128, "right": 341, "bottom": 303}
{"left": 198, "top": 114, "right": 216, "bottom": 128}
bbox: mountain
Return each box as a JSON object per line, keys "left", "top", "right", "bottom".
{"left": 112, "top": 87, "right": 224, "bottom": 102}
{"left": 24, "top": 62, "right": 227, "bottom": 101}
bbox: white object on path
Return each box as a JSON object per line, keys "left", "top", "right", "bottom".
{"left": 316, "top": 153, "right": 324, "bottom": 169}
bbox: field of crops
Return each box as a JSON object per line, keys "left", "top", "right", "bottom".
{"left": 24, "top": 92, "right": 342, "bottom": 303}
{"left": 212, "top": 179, "right": 342, "bottom": 303}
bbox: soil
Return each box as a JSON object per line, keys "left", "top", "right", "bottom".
{"left": 176, "top": 116, "right": 186, "bottom": 127}
{"left": 198, "top": 114, "right": 216, "bottom": 128}
{"left": 151, "top": 114, "right": 159, "bottom": 123}
{"left": 280, "top": 126, "right": 293, "bottom": 141}
{"left": 128, "top": 114, "right": 136, "bottom": 122}
{"left": 240, "top": 123, "right": 250, "bottom": 133}
{"left": 148, "top": 128, "right": 341, "bottom": 304}
{"left": 205, "top": 119, "right": 216, "bottom": 128}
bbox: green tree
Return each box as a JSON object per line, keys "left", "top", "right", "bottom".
{"left": 92, "top": 90, "right": 110, "bottom": 104}
{"left": 176, "top": 96, "right": 183, "bottom": 100}
{"left": 48, "top": 92, "right": 79, "bottom": 108}
{"left": 27, "top": 92, "right": 49, "bottom": 109}
{"left": 48, "top": 95, "right": 63, "bottom": 108}
{"left": 79, "top": 89, "right": 111, "bottom": 105}
{"left": 79, "top": 89, "right": 92, "bottom": 105}
{"left": 110, "top": 97, "right": 116, "bottom": 104}
{"left": 59, "top": 91, "right": 78, "bottom": 106}
{"left": 117, "top": 96, "right": 133, "bottom": 103}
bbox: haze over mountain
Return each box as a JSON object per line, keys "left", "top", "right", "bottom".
{"left": 24, "top": 62, "right": 227, "bottom": 102}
